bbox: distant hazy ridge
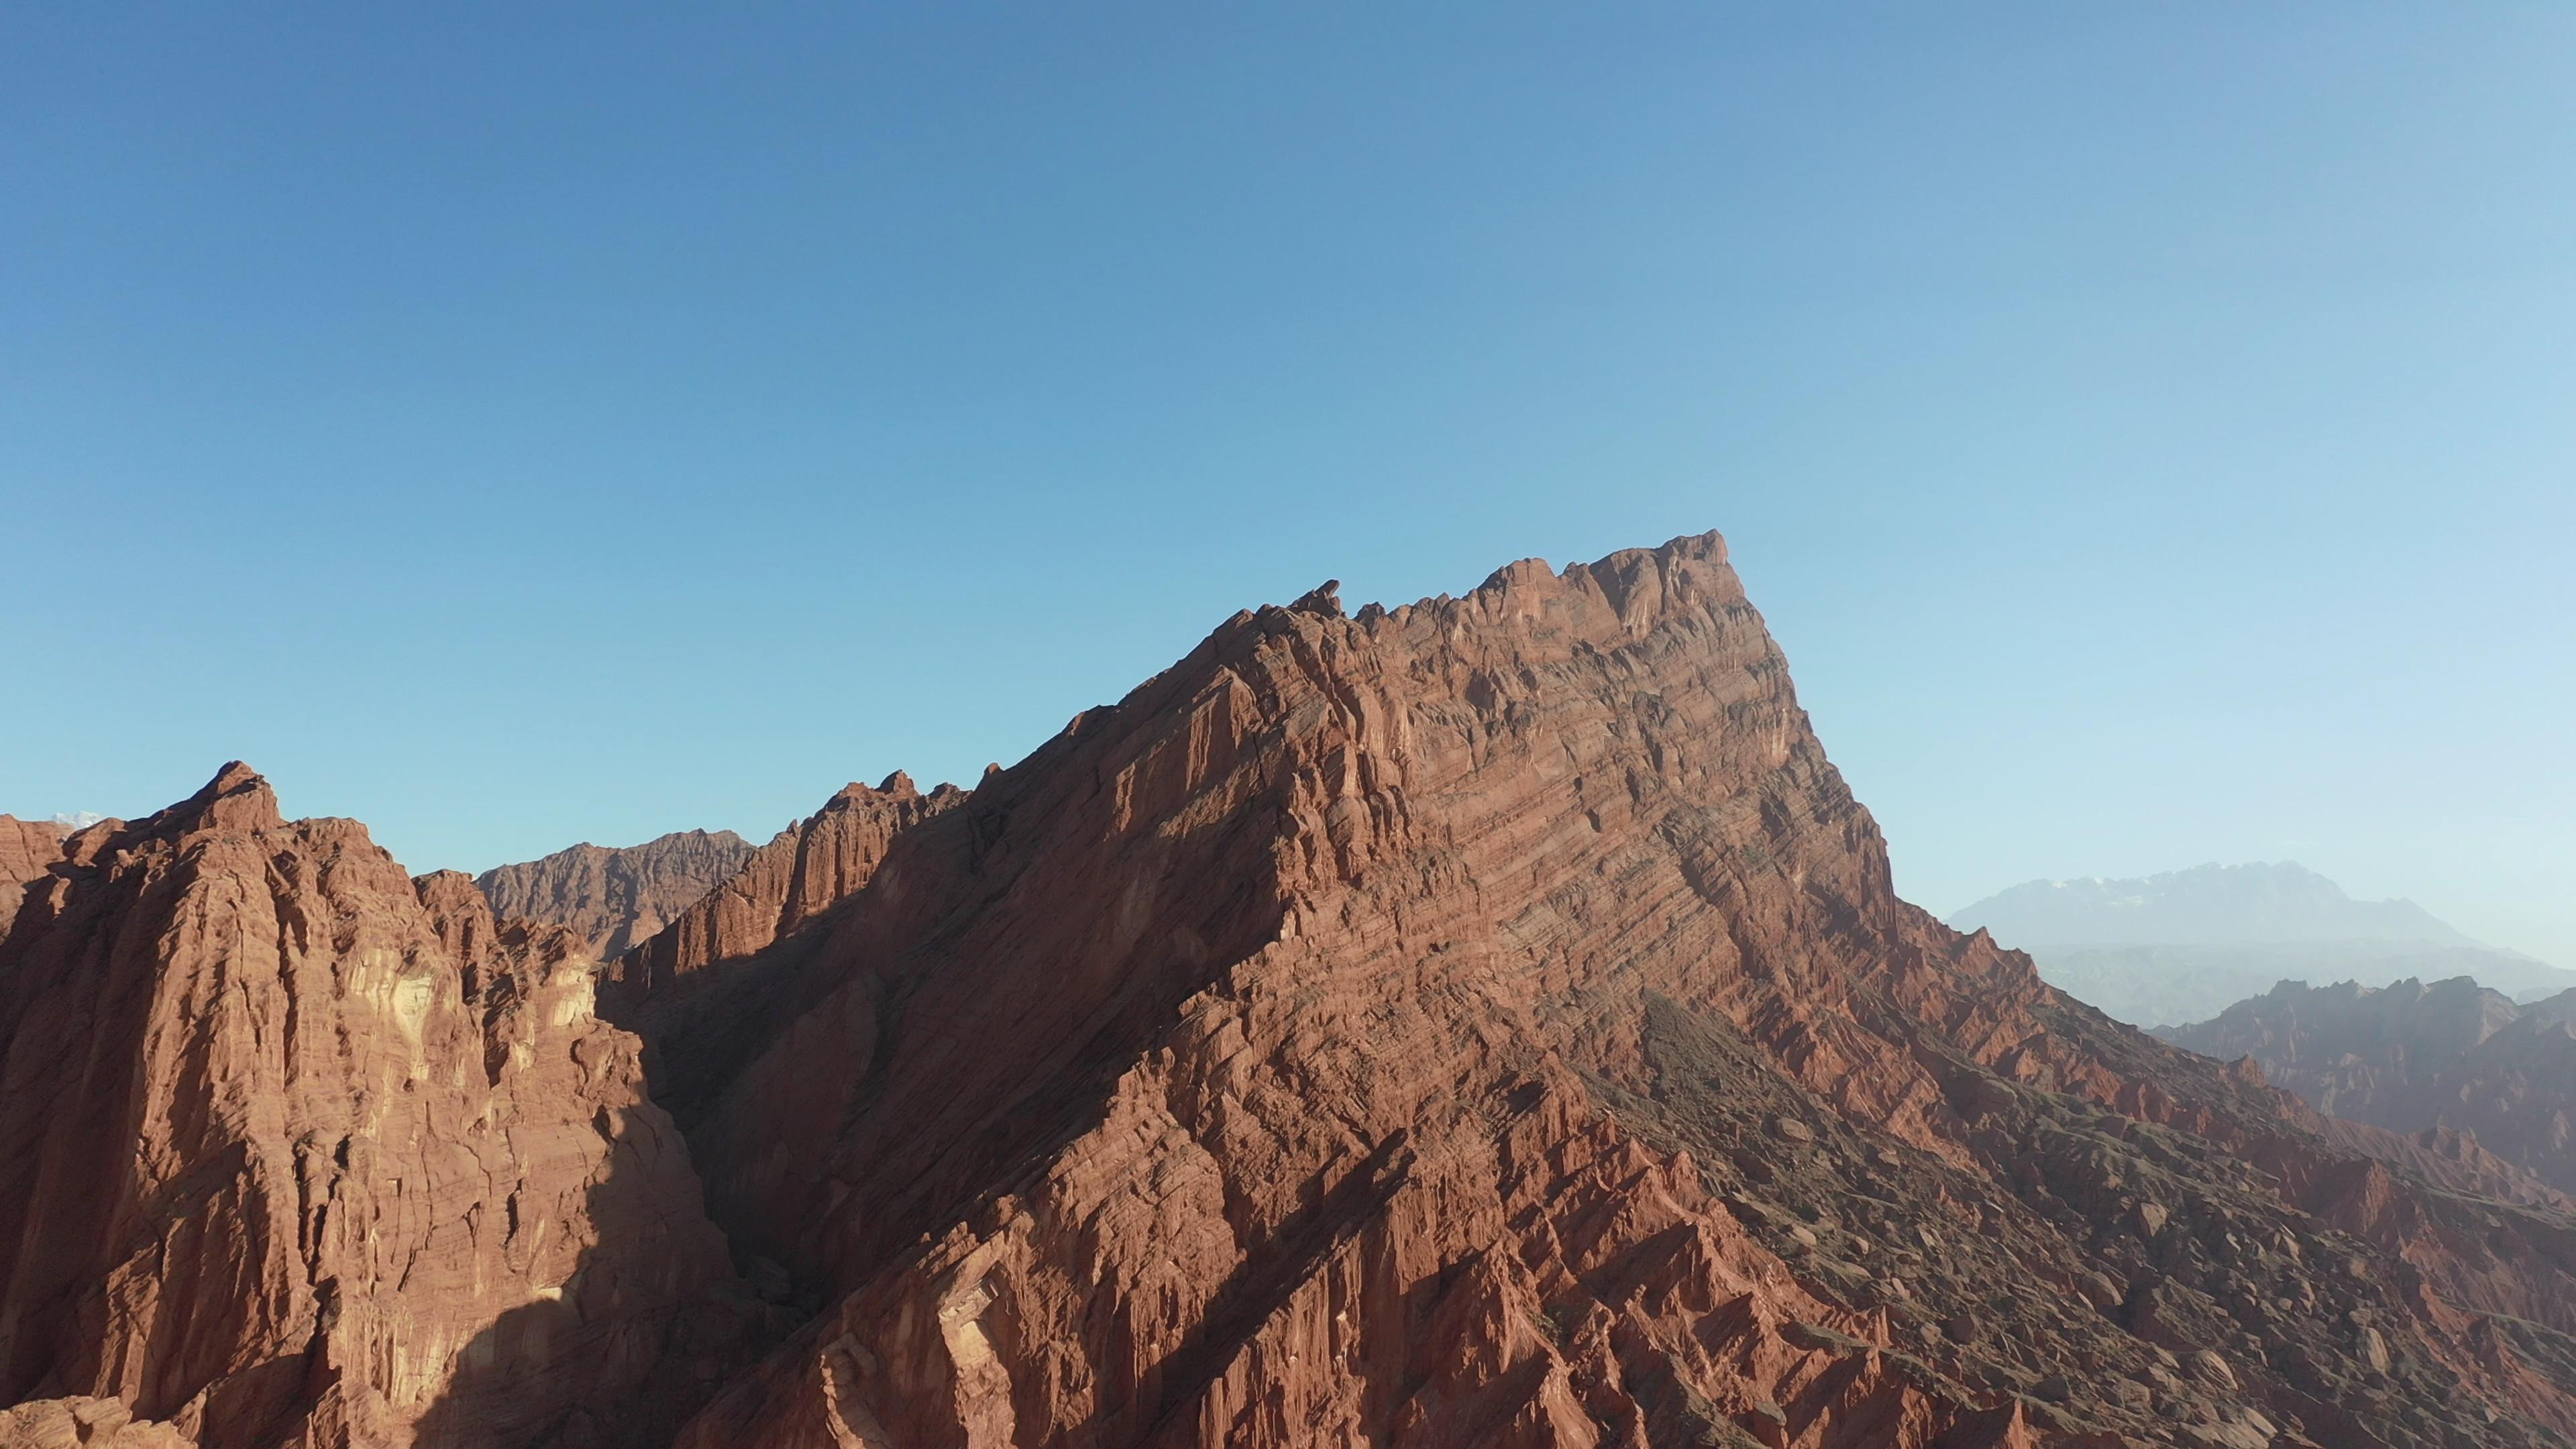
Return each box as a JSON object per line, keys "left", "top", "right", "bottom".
{"left": 1949, "top": 861, "right": 2573, "bottom": 1026}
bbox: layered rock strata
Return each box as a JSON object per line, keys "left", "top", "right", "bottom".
{"left": 633, "top": 538, "right": 2576, "bottom": 1449}
{"left": 13, "top": 533, "right": 2576, "bottom": 1449}
{"left": 474, "top": 828, "right": 755, "bottom": 961}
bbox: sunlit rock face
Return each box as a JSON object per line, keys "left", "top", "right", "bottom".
{"left": 11, "top": 534, "right": 2576, "bottom": 1449}
{"left": 0, "top": 765, "right": 768, "bottom": 1449}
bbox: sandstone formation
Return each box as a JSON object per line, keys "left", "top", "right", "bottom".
{"left": 0, "top": 767, "right": 773, "bottom": 1448}
{"left": 474, "top": 828, "right": 755, "bottom": 962}
{"left": 622, "top": 537, "right": 2576, "bottom": 1448}
{"left": 13, "top": 533, "right": 2576, "bottom": 1449}
{"left": 0, "top": 816, "right": 72, "bottom": 943}
{"left": 2165, "top": 977, "right": 2576, "bottom": 1195}
{"left": 605, "top": 773, "right": 965, "bottom": 1000}
{"left": 0, "top": 1395, "right": 196, "bottom": 1448}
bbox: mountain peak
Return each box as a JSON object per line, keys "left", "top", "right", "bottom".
{"left": 125, "top": 759, "right": 284, "bottom": 839}
{"left": 13, "top": 533, "right": 2576, "bottom": 1446}
{"left": 1951, "top": 860, "right": 2474, "bottom": 949}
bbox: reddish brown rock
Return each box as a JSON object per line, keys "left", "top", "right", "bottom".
{"left": 2165, "top": 977, "right": 2576, "bottom": 1195}
{"left": 0, "top": 1395, "right": 196, "bottom": 1448}
{"left": 0, "top": 766, "right": 765, "bottom": 1449}
{"left": 474, "top": 828, "right": 755, "bottom": 961}
{"left": 0, "top": 816, "right": 72, "bottom": 943}
{"left": 0, "top": 816, "right": 66, "bottom": 881}
{"left": 14, "top": 532, "right": 2576, "bottom": 1449}
{"left": 607, "top": 773, "right": 965, "bottom": 997}
{"left": 639, "top": 535, "right": 2576, "bottom": 1449}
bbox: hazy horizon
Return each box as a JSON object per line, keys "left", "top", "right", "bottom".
{"left": 7, "top": 6, "right": 2571, "bottom": 967}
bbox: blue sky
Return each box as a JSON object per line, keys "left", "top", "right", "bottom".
{"left": 5, "top": 5, "right": 2571, "bottom": 964}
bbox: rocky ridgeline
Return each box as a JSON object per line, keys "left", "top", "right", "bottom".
{"left": 5, "top": 533, "right": 2576, "bottom": 1448}
{"left": 2164, "top": 977, "right": 2576, "bottom": 1196}
{"left": 474, "top": 828, "right": 757, "bottom": 963}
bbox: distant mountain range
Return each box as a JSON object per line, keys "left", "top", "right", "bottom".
{"left": 474, "top": 828, "right": 755, "bottom": 961}
{"left": 2160, "top": 977, "right": 2576, "bottom": 1197}
{"left": 1949, "top": 862, "right": 2576, "bottom": 1027}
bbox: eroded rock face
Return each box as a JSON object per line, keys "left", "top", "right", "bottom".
{"left": 606, "top": 773, "right": 965, "bottom": 999}
{"left": 475, "top": 828, "right": 756, "bottom": 961}
{"left": 0, "top": 816, "right": 73, "bottom": 941}
{"left": 0, "top": 1395, "right": 197, "bottom": 1448}
{"left": 15, "top": 532, "right": 2576, "bottom": 1449}
{"left": 0, "top": 767, "right": 764, "bottom": 1449}
{"left": 2165, "top": 977, "right": 2576, "bottom": 1194}
{"left": 641, "top": 536, "right": 2576, "bottom": 1449}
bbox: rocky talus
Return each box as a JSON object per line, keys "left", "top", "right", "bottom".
{"left": 2164, "top": 977, "right": 2576, "bottom": 1196}
{"left": 474, "top": 828, "right": 756, "bottom": 961}
{"left": 11, "top": 533, "right": 2576, "bottom": 1449}
{"left": 0, "top": 767, "right": 775, "bottom": 1448}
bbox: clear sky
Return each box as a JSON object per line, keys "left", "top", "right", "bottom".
{"left": 5, "top": 5, "right": 2571, "bottom": 965}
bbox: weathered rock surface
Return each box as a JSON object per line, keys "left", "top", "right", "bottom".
{"left": 0, "top": 1395, "right": 197, "bottom": 1448}
{"left": 474, "top": 828, "right": 755, "bottom": 961}
{"left": 606, "top": 773, "right": 965, "bottom": 1000}
{"left": 625, "top": 535, "right": 2576, "bottom": 1449}
{"left": 0, "top": 767, "right": 769, "bottom": 1448}
{"left": 15, "top": 532, "right": 2576, "bottom": 1449}
{"left": 0, "top": 816, "right": 74, "bottom": 943}
{"left": 2165, "top": 976, "right": 2576, "bottom": 1195}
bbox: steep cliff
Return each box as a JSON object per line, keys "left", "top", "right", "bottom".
{"left": 474, "top": 828, "right": 756, "bottom": 961}
{"left": 14, "top": 533, "right": 2576, "bottom": 1449}
{"left": 606, "top": 773, "right": 965, "bottom": 1000}
{"left": 631, "top": 537, "right": 2576, "bottom": 1449}
{"left": 0, "top": 767, "right": 770, "bottom": 1448}
{"left": 0, "top": 816, "right": 73, "bottom": 939}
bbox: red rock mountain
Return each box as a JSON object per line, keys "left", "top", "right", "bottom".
{"left": 0, "top": 769, "right": 777, "bottom": 1447}
{"left": 0, "top": 816, "right": 78, "bottom": 936}
{"left": 606, "top": 773, "right": 965, "bottom": 1001}
{"left": 2163, "top": 977, "right": 2576, "bottom": 1195}
{"left": 474, "top": 828, "right": 757, "bottom": 962}
{"left": 9, "top": 533, "right": 2576, "bottom": 1449}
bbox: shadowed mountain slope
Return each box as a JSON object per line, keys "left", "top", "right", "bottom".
{"left": 11, "top": 534, "right": 2576, "bottom": 1449}
{"left": 619, "top": 536, "right": 2576, "bottom": 1449}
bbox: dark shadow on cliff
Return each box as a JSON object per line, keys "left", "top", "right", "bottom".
{"left": 405, "top": 1107, "right": 790, "bottom": 1449}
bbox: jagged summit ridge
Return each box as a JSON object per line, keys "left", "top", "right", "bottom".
{"left": 9, "top": 532, "right": 2576, "bottom": 1449}
{"left": 475, "top": 826, "right": 757, "bottom": 961}
{"left": 606, "top": 768, "right": 967, "bottom": 998}
{"left": 1952, "top": 861, "right": 2478, "bottom": 949}
{"left": 2163, "top": 975, "right": 2576, "bottom": 1195}
{"left": 0, "top": 761, "right": 771, "bottom": 1448}
{"left": 634, "top": 530, "right": 2576, "bottom": 1448}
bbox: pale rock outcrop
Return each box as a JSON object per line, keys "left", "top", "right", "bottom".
{"left": 0, "top": 767, "right": 765, "bottom": 1449}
